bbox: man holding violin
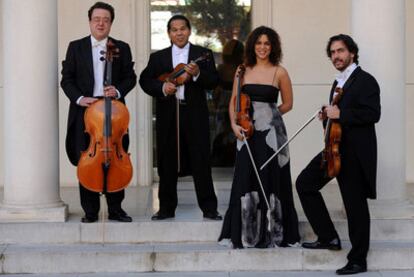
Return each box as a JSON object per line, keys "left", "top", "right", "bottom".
{"left": 296, "top": 34, "right": 381, "bottom": 275}
{"left": 61, "top": 2, "right": 136, "bottom": 223}
{"left": 139, "top": 15, "right": 222, "bottom": 221}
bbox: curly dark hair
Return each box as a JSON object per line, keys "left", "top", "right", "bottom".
{"left": 326, "top": 34, "right": 359, "bottom": 64}
{"left": 244, "top": 26, "right": 282, "bottom": 67}
{"left": 88, "top": 2, "right": 115, "bottom": 23}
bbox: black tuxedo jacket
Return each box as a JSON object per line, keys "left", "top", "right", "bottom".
{"left": 139, "top": 44, "right": 219, "bottom": 174}
{"left": 326, "top": 66, "right": 381, "bottom": 198}
{"left": 61, "top": 35, "right": 137, "bottom": 165}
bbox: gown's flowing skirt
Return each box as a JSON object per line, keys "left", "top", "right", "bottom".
{"left": 219, "top": 84, "right": 300, "bottom": 248}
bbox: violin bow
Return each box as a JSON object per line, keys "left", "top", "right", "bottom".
{"left": 241, "top": 132, "right": 272, "bottom": 232}
{"left": 260, "top": 109, "right": 321, "bottom": 171}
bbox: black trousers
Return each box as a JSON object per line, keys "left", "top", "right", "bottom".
{"left": 79, "top": 184, "right": 125, "bottom": 217}
{"left": 296, "top": 151, "right": 370, "bottom": 266}
{"left": 157, "top": 104, "right": 218, "bottom": 214}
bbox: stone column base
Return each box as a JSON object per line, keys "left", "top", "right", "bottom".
{"left": 0, "top": 203, "right": 68, "bottom": 222}
{"left": 368, "top": 199, "right": 414, "bottom": 220}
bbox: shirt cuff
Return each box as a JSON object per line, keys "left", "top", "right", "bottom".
{"left": 161, "top": 83, "right": 168, "bottom": 96}
{"left": 116, "top": 89, "right": 121, "bottom": 99}
{"left": 76, "top": 96, "right": 84, "bottom": 105}
{"left": 192, "top": 71, "right": 200, "bottom": 82}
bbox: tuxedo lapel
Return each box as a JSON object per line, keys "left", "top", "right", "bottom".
{"left": 342, "top": 66, "right": 361, "bottom": 92}
{"left": 81, "top": 36, "right": 94, "bottom": 80}
{"left": 329, "top": 67, "right": 361, "bottom": 103}
{"left": 109, "top": 37, "right": 123, "bottom": 74}
{"left": 165, "top": 46, "right": 173, "bottom": 71}
{"left": 188, "top": 44, "right": 201, "bottom": 63}
{"left": 329, "top": 80, "right": 338, "bottom": 103}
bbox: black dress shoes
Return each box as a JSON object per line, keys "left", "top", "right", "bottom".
{"left": 108, "top": 213, "right": 132, "bottom": 222}
{"left": 151, "top": 211, "right": 175, "bottom": 220}
{"left": 302, "top": 237, "right": 342, "bottom": 250}
{"left": 81, "top": 215, "right": 98, "bottom": 223}
{"left": 203, "top": 211, "right": 223, "bottom": 220}
{"left": 336, "top": 262, "right": 367, "bottom": 275}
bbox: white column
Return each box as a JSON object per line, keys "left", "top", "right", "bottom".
{"left": 135, "top": 0, "right": 153, "bottom": 186}
{"left": 0, "top": 0, "right": 4, "bottom": 188}
{"left": 252, "top": 0, "right": 273, "bottom": 28}
{"left": 351, "top": 0, "right": 412, "bottom": 217}
{"left": 0, "top": 0, "right": 67, "bottom": 222}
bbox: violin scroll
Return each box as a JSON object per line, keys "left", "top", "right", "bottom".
{"left": 100, "top": 39, "right": 119, "bottom": 62}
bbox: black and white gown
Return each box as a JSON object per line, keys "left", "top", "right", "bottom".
{"left": 218, "top": 84, "right": 300, "bottom": 248}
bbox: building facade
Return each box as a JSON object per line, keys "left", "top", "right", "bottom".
{"left": 0, "top": 0, "right": 413, "bottom": 221}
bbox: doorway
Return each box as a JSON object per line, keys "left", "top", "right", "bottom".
{"left": 150, "top": 0, "right": 252, "bottom": 180}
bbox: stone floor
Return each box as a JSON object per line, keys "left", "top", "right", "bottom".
{"left": 56, "top": 176, "right": 414, "bottom": 222}
{"left": 1, "top": 175, "right": 414, "bottom": 276}
{"left": 3, "top": 270, "right": 414, "bottom": 276}
{"left": 58, "top": 180, "right": 341, "bottom": 222}
{"left": 1, "top": 172, "right": 414, "bottom": 222}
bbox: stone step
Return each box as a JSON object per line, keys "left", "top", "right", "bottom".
{"left": 1, "top": 218, "right": 414, "bottom": 244}
{"left": 1, "top": 241, "right": 414, "bottom": 274}
{"left": 3, "top": 272, "right": 414, "bottom": 277}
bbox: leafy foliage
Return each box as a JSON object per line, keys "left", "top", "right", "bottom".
{"left": 182, "top": 0, "right": 251, "bottom": 47}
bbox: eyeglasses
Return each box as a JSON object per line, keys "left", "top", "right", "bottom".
{"left": 91, "top": 17, "right": 111, "bottom": 24}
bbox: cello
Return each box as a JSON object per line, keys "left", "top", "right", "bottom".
{"left": 77, "top": 39, "right": 133, "bottom": 193}
{"left": 321, "top": 87, "right": 344, "bottom": 178}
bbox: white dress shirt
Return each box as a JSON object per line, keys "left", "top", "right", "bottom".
{"left": 332, "top": 63, "right": 358, "bottom": 100}
{"left": 166, "top": 43, "right": 200, "bottom": 100}
{"left": 76, "top": 36, "right": 120, "bottom": 105}
{"left": 335, "top": 62, "right": 358, "bottom": 89}
{"left": 172, "top": 43, "right": 189, "bottom": 100}
{"left": 91, "top": 36, "right": 107, "bottom": 97}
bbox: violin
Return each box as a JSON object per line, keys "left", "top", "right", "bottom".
{"left": 77, "top": 39, "right": 133, "bottom": 193}
{"left": 234, "top": 64, "right": 254, "bottom": 139}
{"left": 321, "top": 87, "right": 344, "bottom": 178}
{"left": 158, "top": 52, "right": 210, "bottom": 85}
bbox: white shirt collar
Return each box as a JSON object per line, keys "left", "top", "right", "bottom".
{"left": 91, "top": 36, "right": 108, "bottom": 48}
{"left": 172, "top": 42, "right": 190, "bottom": 54}
{"left": 336, "top": 63, "right": 358, "bottom": 87}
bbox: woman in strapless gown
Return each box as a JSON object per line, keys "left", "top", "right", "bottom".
{"left": 218, "top": 26, "right": 300, "bottom": 248}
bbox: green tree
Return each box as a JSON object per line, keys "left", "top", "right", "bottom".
{"left": 183, "top": 0, "right": 251, "bottom": 47}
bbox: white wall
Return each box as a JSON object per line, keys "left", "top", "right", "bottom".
{"left": 0, "top": 0, "right": 4, "bottom": 187}
{"left": 0, "top": 0, "right": 412, "bottom": 188}
{"left": 407, "top": 0, "right": 414, "bottom": 183}
{"left": 260, "top": 0, "right": 413, "bottom": 183}
{"left": 269, "top": 0, "right": 351, "bottom": 178}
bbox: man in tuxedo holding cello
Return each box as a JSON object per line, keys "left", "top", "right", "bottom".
{"left": 296, "top": 34, "right": 380, "bottom": 275}
{"left": 139, "top": 15, "right": 222, "bottom": 221}
{"left": 61, "top": 2, "right": 136, "bottom": 223}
